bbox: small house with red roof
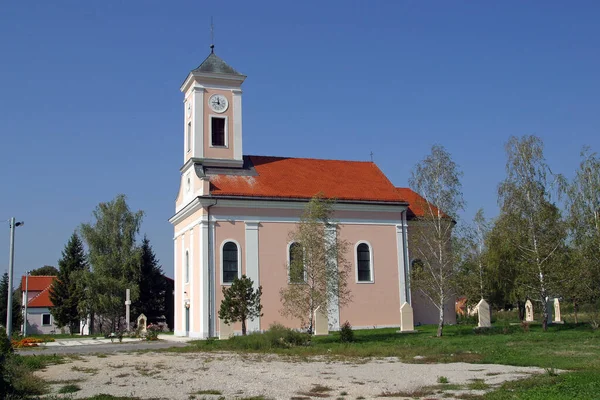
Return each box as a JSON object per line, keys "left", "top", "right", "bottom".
{"left": 169, "top": 49, "right": 455, "bottom": 338}
{"left": 21, "top": 275, "right": 60, "bottom": 334}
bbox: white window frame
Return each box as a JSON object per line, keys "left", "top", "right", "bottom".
{"left": 185, "top": 249, "right": 190, "bottom": 284}
{"left": 220, "top": 239, "right": 242, "bottom": 285}
{"left": 42, "top": 313, "right": 51, "bottom": 326}
{"left": 209, "top": 114, "right": 228, "bottom": 148}
{"left": 287, "top": 241, "right": 307, "bottom": 284}
{"left": 355, "top": 241, "right": 374, "bottom": 283}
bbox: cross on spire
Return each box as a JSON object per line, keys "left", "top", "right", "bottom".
{"left": 210, "top": 17, "right": 215, "bottom": 53}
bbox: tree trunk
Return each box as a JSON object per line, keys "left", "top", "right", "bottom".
{"left": 573, "top": 300, "right": 579, "bottom": 324}
{"left": 437, "top": 306, "right": 445, "bottom": 337}
{"left": 517, "top": 300, "right": 525, "bottom": 321}
{"left": 241, "top": 319, "right": 247, "bottom": 336}
{"left": 541, "top": 296, "right": 548, "bottom": 331}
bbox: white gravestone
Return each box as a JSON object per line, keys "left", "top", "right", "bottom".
{"left": 314, "top": 306, "right": 329, "bottom": 336}
{"left": 525, "top": 299, "right": 534, "bottom": 322}
{"left": 219, "top": 319, "right": 234, "bottom": 340}
{"left": 137, "top": 314, "right": 147, "bottom": 334}
{"left": 553, "top": 298, "right": 563, "bottom": 324}
{"left": 399, "top": 302, "right": 415, "bottom": 332}
{"left": 476, "top": 299, "right": 491, "bottom": 328}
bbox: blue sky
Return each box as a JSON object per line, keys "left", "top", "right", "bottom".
{"left": 1, "top": 1, "right": 599, "bottom": 280}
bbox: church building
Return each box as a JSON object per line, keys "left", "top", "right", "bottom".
{"left": 170, "top": 47, "right": 455, "bottom": 338}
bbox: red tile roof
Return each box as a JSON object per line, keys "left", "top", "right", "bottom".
{"left": 28, "top": 286, "right": 53, "bottom": 308}
{"left": 21, "top": 276, "right": 56, "bottom": 292}
{"left": 395, "top": 187, "right": 446, "bottom": 219}
{"left": 210, "top": 156, "right": 405, "bottom": 203}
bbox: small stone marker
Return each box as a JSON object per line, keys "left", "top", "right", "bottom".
{"left": 553, "top": 298, "right": 563, "bottom": 324}
{"left": 313, "top": 306, "right": 329, "bottom": 336}
{"left": 476, "top": 299, "right": 491, "bottom": 328}
{"left": 399, "top": 302, "right": 415, "bottom": 332}
{"left": 219, "top": 319, "right": 234, "bottom": 340}
{"left": 525, "top": 299, "right": 534, "bottom": 322}
{"left": 137, "top": 313, "right": 147, "bottom": 334}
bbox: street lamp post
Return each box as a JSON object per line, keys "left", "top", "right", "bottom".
{"left": 6, "top": 217, "right": 24, "bottom": 338}
{"left": 23, "top": 271, "right": 29, "bottom": 337}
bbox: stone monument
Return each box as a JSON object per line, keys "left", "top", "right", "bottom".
{"left": 525, "top": 299, "right": 534, "bottom": 322}
{"left": 219, "top": 319, "right": 234, "bottom": 340}
{"left": 399, "top": 302, "right": 415, "bottom": 332}
{"left": 137, "top": 313, "right": 147, "bottom": 334}
{"left": 545, "top": 297, "right": 554, "bottom": 325}
{"left": 553, "top": 298, "right": 563, "bottom": 324}
{"left": 476, "top": 299, "right": 491, "bottom": 328}
{"left": 314, "top": 306, "right": 329, "bottom": 336}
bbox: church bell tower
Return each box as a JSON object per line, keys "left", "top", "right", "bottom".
{"left": 180, "top": 46, "right": 246, "bottom": 170}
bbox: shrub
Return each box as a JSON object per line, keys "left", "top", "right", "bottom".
{"left": 145, "top": 324, "right": 161, "bottom": 341}
{"left": 225, "top": 323, "right": 310, "bottom": 350}
{"left": 339, "top": 321, "right": 354, "bottom": 343}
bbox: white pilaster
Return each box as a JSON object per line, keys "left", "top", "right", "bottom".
{"left": 188, "top": 228, "right": 194, "bottom": 336}
{"left": 192, "top": 87, "right": 205, "bottom": 159}
{"left": 232, "top": 89, "right": 243, "bottom": 162}
{"left": 396, "top": 224, "right": 407, "bottom": 305}
{"left": 191, "top": 219, "right": 210, "bottom": 339}
{"left": 173, "top": 237, "right": 182, "bottom": 336}
{"left": 402, "top": 211, "right": 411, "bottom": 304}
{"left": 325, "top": 224, "right": 340, "bottom": 331}
{"left": 245, "top": 221, "right": 260, "bottom": 332}
{"left": 209, "top": 220, "right": 216, "bottom": 338}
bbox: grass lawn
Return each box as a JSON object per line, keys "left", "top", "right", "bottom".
{"left": 166, "top": 322, "right": 600, "bottom": 399}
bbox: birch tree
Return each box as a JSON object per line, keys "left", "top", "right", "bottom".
{"left": 409, "top": 144, "right": 464, "bottom": 337}
{"left": 498, "top": 135, "right": 566, "bottom": 330}
{"left": 279, "top": 195, "right": 352, "bottom": 334}
{"left": 563, "top": 147, "right": 600, "bottom": 319}
{"left": 80, "top": 194, "right": 144, "bottom": 333}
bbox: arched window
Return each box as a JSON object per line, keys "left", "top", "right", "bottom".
{"left": 185, "top": 250, "right": 190, "bottom": 283}
{"left": 288, "top": 242, "right": 305, "bottom": 283}
{"left": 222, "top": 241, "right": 239, "bottom": 284}
{"left": 356, "top": 242, "right": 373, "bottom": 282}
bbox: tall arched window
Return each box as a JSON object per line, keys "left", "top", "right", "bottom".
{"left": 356, "top": 242, "right": 373, "bottom": 282}
{"left": 185, "top": 250, "right": 190, "bottom": 283}
{"left": 222, "top": 241, "right": 239, "bottom": 284}
{"left": 288, "top": 242, "right": 305, "bottom": 283}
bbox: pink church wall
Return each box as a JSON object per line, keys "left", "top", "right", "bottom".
{"left": 214, "top": 220, "right": 247, "bottom": 333}
{"left": 337, "top": 224, "right": 401, "bottom": 328}
{"left": 256, "top": 221, "right": 305, "bottom": 329}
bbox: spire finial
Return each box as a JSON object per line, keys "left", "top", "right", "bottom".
{"left": 210, "top": 17, "right": 215, "bottom": 53}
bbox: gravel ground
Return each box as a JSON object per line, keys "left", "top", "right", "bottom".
{"left": 36, "top": 352, "right": 544, "bottom": 399}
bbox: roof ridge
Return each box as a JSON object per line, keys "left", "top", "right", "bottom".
{"left": 27, "top": 285, "right": 50, "bottom": 305}
{"left": 247, "top": 154, "right": 375, "bottom": 164}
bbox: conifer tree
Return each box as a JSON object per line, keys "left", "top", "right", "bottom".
{"left": 49, "top": 232, "right": 88, "bottom": 334}
{"left": 132, "top": 236, "right": 167, "bottom": 323}
{"left": 0, "top": 272, "right": 22, "bottom": 333}
{"left": 218, "top": 275, "right": 263, "bottom": 336}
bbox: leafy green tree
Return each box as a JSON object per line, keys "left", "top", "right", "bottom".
{"left": 457, "top": 209, "right": 490, "bottom": 310}
{"left": 0, "top": 272, "right": 22, "bottom": 334}
{"left": 562, "top": 147, "right": 600, "bottom": 321}
{"left": 279, "top": 194, "right": 352, "bottom": 334}
{"left": 49, "top": 232, "right": 88, "bottom": 334}
{"left": 498, "top": 135, "right": 567, "bottom": 330}
{"left": 80, "top": 194, "right": 144, "bottom": 333}
{"left": 132, "top": 236, "right": 167, "bottom": 324}
{"left": 218, "top": 275, "right": 263, "bottom": 335}
{"left": 484, "top": 212, "right": 529, "bottom": 316}
{"left": 409, "top": 144, "right": 465, "bottom": 337}
{"left": 30, "top": 266, "right": 59, "bottom": 276}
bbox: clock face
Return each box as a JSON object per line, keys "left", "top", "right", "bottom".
{"left": 208, "top": 94, "right": 228, "bottom": 113}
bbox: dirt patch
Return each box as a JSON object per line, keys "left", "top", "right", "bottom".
{"left": 36, "top": 352, "right": 545, "bottom": 399}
